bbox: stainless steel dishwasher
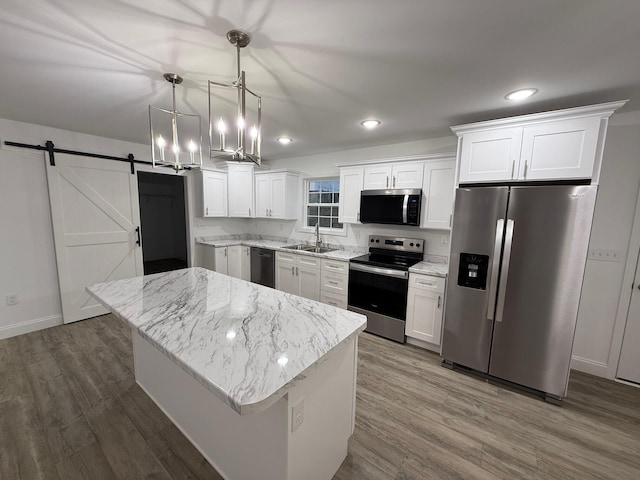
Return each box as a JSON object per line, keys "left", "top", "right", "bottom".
{"left": 250, "top": 247, "right": 275, "bottom": 288}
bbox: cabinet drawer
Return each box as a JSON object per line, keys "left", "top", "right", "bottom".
{"left": 409, "top": 274, "right": 445, "bottom": 293}
{"left": 321, "top": 259, "right": 349, "bottom": 274}
{"left": 298, "top": 255, "right": 320, "bottom": 268}
{"left": 276, "top": 251, "right": 297, "bottom": 264}
{"left": 321, "top": 271, "right": 348, "bottom": 294}
{"left": 320, "top": 290, "right": 348, "bottom": 309}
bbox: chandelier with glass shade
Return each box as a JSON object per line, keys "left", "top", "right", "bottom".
{"left": 149, "top": 29, "right": 262, "bottom": 171}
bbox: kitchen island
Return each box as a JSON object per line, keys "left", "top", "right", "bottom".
{"left": 87, "top": 267, "right": 367, "bottom": 480}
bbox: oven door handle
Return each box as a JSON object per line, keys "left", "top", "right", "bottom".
{"left": 349, "top": 263, "right": 409, "bottom": 279}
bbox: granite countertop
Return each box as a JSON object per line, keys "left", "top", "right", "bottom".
{"left": 87, "top": 268, "right": 367, "bottom": 415}
{"left": 408, "top": 261, "right": 449, "bottom": 278}
{"left": 196, "top": 237, "right": 364, "bottom": 261}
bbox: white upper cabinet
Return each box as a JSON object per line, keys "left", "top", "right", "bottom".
{"left": 453, "top": 100, "right": 627, "bottom": 185}
{"left": 254, "top": 171, "right": 299, "bottom": 220}
{"left": 519, "top": 117, "right": 600, "bottom": 181}
{"left": 363, "top": 162, "right": 424, "bottom": 190}
{"left": 227, "top": 163, "right": 254, "bottom": 217}
{"left": 338, "top": 167, "right": 364, "bottom": 224}
{"left": 421, "top": 158, "right": 455, "bottom": 230}
{"left": 458, "top": 128, "right": 523, "bottom": 183}
{"left": 199, "top": 170, "right": 227, "bottom": 217}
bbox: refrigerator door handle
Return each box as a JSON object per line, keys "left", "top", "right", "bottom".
{"left": 495, "top": 219, "right": 515, "bottom": 323}
{"left": 487, "top": 219, "right": 505, "bottom": 320}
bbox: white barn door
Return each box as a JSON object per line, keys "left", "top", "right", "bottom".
{"left": 46, "top": 153, "right": 143, "bottom": 323}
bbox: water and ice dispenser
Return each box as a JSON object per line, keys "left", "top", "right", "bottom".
{"left": 457, "top": 253, "right": 489, "bottom": 290}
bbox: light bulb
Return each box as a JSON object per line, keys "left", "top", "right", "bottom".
{"left": 172, "top": 144, "right": 180, "bottom": 154}
{"left": 505, "top": 88, "right": 538, "bottom": 101}
{"left": 250, "top": 126, "right": 258, "bottom": 139}
{"left": 188, "top": 140, "right": 197, "bottom": 153}
{"left": 277, "top": 137, "right": 293, "bottom": 145}
{"left": 237, "top": 117, "right": 245, "bottom": 130}
{"left": 156, "top": 135, "right": 166, "bottom": 148}
{"left": 361, "top": 119, "right": 381, "bottom": 129}
{"left": 217, "top": 118, "right": 226, "bottom": 133}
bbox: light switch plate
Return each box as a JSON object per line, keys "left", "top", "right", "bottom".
{"left": 291, "top": 398, "right": 304, "bottom": 432}
{"left": 5, "top": 294, "right": 19, "bottom": 306}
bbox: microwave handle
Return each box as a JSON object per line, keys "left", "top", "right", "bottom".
{"left": 402, "top": 195, "right": 409, "bottom": 224}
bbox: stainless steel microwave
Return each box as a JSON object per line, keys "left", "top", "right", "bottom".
{"left": 359, "top": 189, "right": 422, "bottom": 226}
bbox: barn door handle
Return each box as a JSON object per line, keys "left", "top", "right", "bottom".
{"left": 135, "top": 227, "right": 141, "bottom": 246}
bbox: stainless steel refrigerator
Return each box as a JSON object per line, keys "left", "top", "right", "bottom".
{"left": 441, "top": 185, "right": 597, "bottom": 401}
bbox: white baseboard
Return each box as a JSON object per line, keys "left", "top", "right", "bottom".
{"left": 0, "top": 314, "right": 63, "bottom": 340}
{"left": 571, "top": 355, "right": 609, "bottom": 378}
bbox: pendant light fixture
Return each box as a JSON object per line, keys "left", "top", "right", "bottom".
{"left": 208, "top": 30, "right": 262, "bottom": 165}
{"left": 149, "top": 73, "right": 203, "bottom": 171}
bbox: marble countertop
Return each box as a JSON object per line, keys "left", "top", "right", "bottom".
{"left": 408, "top": 261, "right": 449, "bottom": 278}
{"left": 87, "top": 268, "right": 367, "bottom": 415}
{"left": 196, "top": 238, "right": 364, "bottom": 261}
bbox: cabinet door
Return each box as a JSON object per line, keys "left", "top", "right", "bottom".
{"left": 227, "top": 245, "right": 241, "bottom": 278}
{"left": 421, "top": 159, "right": 455, "bottom": 229}
{"left": 214, "top": 247, "right": 228, "bottom": 274}
{"left": 459, "top": 128, "right": 523, "bottom": 183}
{"left": 269, "top": 174, "right": 287, "bottom": 219}
{"left": 254, "top": 174, "right": 271, "bottom": 218}
{"left": 405, "top": 287, "right": 443, "bottom": 345}
{"left": 228, "top": 164, "right": 254, "bottom": 217}
{"left": 202, "top": 171, "right": 228, "bottom": 217}
{"left": 276, "top": 261, "right": 298, "bottom": 295}
{"left": 363, "top": 165, "right": 392, "bottom": 190}
{"left": 392, "top": 162, "right": 424, "bottom": 189}
{"left": 240, "top": 246, "right": 251, "bottom": 281}
{"left": 519, "top": 117, "right": 600, "bottom": 181}
{"left": 199, "top": 245, "right": 217, "bottom": 271}
{"left": 297, "top": 265, "right": 321, "bottom": 301}
{"left": 338, "top": 167, "right": 364, "bottom": 224}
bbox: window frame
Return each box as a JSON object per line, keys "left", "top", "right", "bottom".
{"left": 300, "top": 177, "right": 347, "bottom": 237}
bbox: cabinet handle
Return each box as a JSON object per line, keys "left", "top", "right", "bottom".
{"left": 386, "top": 176, "right": 389, "bottom": 188}
{"left": 291, "top": 266, "right": 295, "bottom": 275}
{"left": 246, "top": 248, "right": 250, "bottom": 256}
{"left": 449, "top": 214, "right": 452, "bottom": 227}
{"left": 249, "top": 208, "right": 251, "bottom": 216}
{"left": 135, "top": 226, "right": 141, "bottom": 246}
{"left": 511, "top": 161, "right": 515, "bottom": 179}
{"left": 224, "top": 248, "right": 227, "bottom": 257}
{"left": 357, "top": 212, "right": 360, "bottom": 222}
{"left": 269, "top": 209, "right": 273, "bottom": 217}
{"left": 524, "top": 161, "right": 528, "bottom": 179}
{"left": 296, "top": 267, "right": 299, "bottom": 276}
{"left": 206, "top": 207, "right": 209, "bottom": 215}
{"left": 266, "top": 208, "right": 269, "bottom": 216}
{"left": 438, "top": 295, "right": 441, "bottom": 309}
{"left": 393, "top": 176, "right": 396, "bottom": 188}
{"left": 417, "top": 281, "right": 436, "bottom": 287}
{"left": 328, "top": 281, "right": 338, "bottom": 285}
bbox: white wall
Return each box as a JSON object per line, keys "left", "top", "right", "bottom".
{"left": 259, "top": 136, "right": 458, "bottom": 257}
{"left": 572, "top": 119, "right": 640, "bottom": 377}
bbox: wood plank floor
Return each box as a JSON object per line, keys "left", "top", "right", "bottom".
{"left": 1, "top": 315, "right": 639, "bottom": 479}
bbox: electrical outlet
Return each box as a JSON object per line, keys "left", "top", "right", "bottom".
{"left": 588, "top": 249, "right": 623, "bottom": 262}
{"left": 5, "top": 294, "right": 19, "bottom": 306}
{"left": 291, "top": 398, "right": 304, "bottom": 432}
{"left": 440, "top": 235, "right": 449, "bottom": 246}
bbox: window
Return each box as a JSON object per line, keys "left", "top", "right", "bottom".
{"left": 305, "top": 178, "right": 344, "bottom": 232}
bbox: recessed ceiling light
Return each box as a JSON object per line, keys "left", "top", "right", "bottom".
{"left": 361, "top": 119, "right": 381, "bottom": 129}
{"left": 505, "top": 88, "right": 538, "bottom": 101}
{"left": 277, "top": 137, "right": 293, "bottom": 145}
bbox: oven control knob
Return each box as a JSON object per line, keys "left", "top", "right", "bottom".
{"left": 370, "top": 239, "right": 374, "bottom": 243}
{"left": 416, "top": 243, "right": 421, "bottom": 248}
{"left": 376, "top": 239, "right": 380, "bottom": 243}
{"left": 410, "top": 243, "right": 414, "bottom": 247}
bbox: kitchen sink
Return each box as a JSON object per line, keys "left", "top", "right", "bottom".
{"left": 304, "top": 246, "right": 336, "bottom": 253}
{"left": 282, "top": 244, "right": 336, "bottom": 254}
{"left": 282, "top": 244, "right": 309, "bottom": 250}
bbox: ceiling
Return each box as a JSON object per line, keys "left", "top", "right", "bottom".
{"left": 2, "top": 0, "right": 640, "bottom": 160}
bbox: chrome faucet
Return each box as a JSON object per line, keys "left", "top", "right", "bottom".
{"left": 315, "top": 223, "right": 322, "bottom": 249}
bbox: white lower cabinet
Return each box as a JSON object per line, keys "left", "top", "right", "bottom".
{"left": 199, "top": 244, "right": 250, "bottom": 280}
{"left": 275, "top": 252, "right": 321, "bottom": 300}
{"left": 320, "top": 259, "right": 349, "bottom": 309}
{"left": 405, "top": 273, "right": 446, "bottom": 346}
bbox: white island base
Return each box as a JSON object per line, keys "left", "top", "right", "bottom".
{"left": 133, "top": 331, "right": 358, "bottom": 480}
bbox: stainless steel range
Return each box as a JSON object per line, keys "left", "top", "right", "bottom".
{"left": 348, "top": 235, "right": 424, "bottom": 343}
